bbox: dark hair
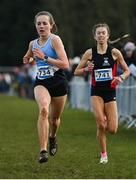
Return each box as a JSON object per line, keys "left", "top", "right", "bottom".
{"left": 92, "top": 23, "right": 110, "bottom": 36}
{"left": 34, "top": 11, "right": 57, "bottom": 33}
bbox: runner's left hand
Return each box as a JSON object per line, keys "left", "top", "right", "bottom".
{"left": 111, "top": 76, "right": 123, "bottom": 86}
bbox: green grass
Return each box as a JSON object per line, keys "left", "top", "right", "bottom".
{"left": 0, "top": 94, "right": 136, "bottom": 178}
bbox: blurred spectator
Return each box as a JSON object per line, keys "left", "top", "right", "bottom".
{"left": 0, "top": 74, "right": 10, "bottom": 93}
{"left": 71, "top": 56, "right": 80, "bottom": 78}
{"left": 123, "top": 42, "right": 136, "bottom": 66}
{"left": 122, "top": 42, "right": 136, "bottom": 77}
{"left": 64, "top": 58, "right": 74, "bottom": 82}
{"left": 13, "top": 65, "right": 34, "bottom": 98}
{"left": 64, "top": 57, "right": 80, "bottom": 104}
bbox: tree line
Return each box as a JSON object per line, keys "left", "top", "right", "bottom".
{"left": 0, "top": 0, "right": 136, "bottom": 66}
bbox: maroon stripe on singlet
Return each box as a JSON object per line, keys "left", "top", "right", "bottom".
{"left": 111, "top": 62, "right": 117, "bottom": 88}
{"left": 91, "top": 72, "right": 96, "bottom": 86}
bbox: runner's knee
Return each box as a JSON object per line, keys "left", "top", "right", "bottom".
{"left": 50, "top": 117, "right": 60, "bottom": 125}
{"left": 97, "top": 118, "right": 106, "bottom": 131}
{"left": 40, "top": 107, "right": 48, "bottom": 119}
{"left": 108, "top": 127, "right": 117, "bottom": 134}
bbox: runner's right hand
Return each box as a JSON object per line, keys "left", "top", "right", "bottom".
{"left": 84, "top": 61, "right": 94, "bottom": 72}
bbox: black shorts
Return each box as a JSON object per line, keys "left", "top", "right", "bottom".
{"left": 34, "top": 76, "right": 68, "bottom": 97}
{"left": 91, "top": 88, "right": 116, "bottom": 103}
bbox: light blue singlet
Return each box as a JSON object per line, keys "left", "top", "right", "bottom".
{"left": 32, "top": 34, "right": 59, "bottom": 80}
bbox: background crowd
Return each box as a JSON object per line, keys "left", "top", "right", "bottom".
{"left": 1, "top": 40, "right": 136, "bottom": 100}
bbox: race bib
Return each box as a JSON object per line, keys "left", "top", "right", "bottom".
{"left": 37, "top": 66, "right": 58, "bottom": 79}
{"left": 94, "top": 68, "right": 113, "bottom": 82}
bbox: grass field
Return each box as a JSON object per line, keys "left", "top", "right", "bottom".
{"left": 0, "top": 94, "right": 136, "bottom": 179}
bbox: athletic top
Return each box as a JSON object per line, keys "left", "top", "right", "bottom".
{"left": 32, "top": 34, "right": 66, "bottom": 80}
{"left": 91, "top": 45, "right": 117, "bottom": 90}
